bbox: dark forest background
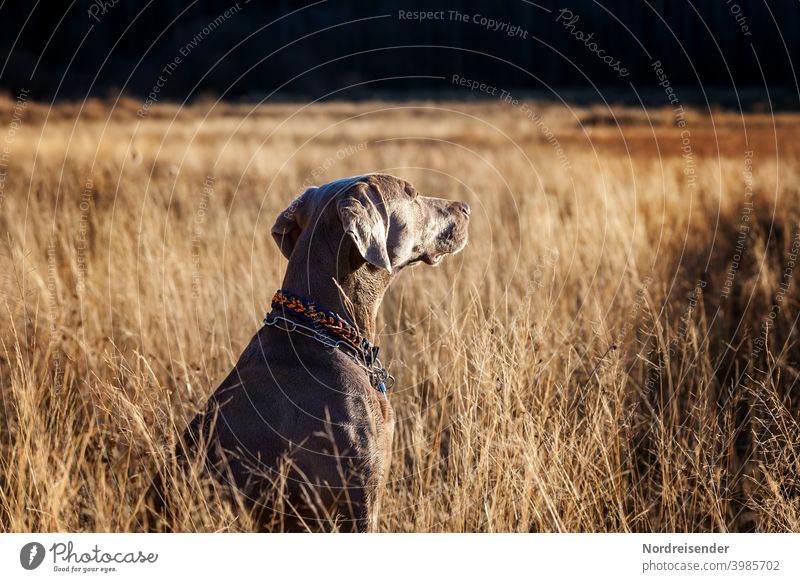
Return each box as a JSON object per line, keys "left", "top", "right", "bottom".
{"left": 0, "top": 0, "right": 798, "bottom": 107}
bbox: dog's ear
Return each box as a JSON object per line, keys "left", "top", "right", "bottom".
{"left": 337, "top": 182, "right": 392, "bottom": 273}
{"left": 271, "top": 188, "right": 313, "bottom": 259}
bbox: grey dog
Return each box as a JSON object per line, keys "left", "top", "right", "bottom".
{"left": 178, "top": 173, "right": 470, "bottom": 532}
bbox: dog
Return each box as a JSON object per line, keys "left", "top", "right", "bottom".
{"left": 179, "top": 173, "right": 470, "bottom": 531}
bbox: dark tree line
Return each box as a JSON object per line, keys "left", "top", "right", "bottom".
{"left": 0, "top": 0, "right": 797, "bottom": 106}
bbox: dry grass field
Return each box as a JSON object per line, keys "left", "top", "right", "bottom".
{"left": 1, "top": 95, "right": 799, "bottom": 532}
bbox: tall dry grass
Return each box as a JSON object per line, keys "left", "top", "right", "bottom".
{"left": 1, "top": 96, "right": 799, "bottom": 531}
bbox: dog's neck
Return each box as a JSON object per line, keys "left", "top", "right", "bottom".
{"left": 280, "top": 233, "right": 392, "bottom": 340}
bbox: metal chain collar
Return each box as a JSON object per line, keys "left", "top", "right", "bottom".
{"left": 263, "top": 292, "right": 395, "bottom": 395}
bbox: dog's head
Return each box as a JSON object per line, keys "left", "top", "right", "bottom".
{"left": 271, "top": 174, "right": 470, "bottom": 274}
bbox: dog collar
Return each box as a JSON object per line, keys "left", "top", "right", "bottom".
{"left": 264, "top": 289, "right": 394, "bottom": 394}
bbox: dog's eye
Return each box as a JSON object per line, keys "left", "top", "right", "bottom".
{"left": 404, "top": 185, "right": 419, "bottom": 200}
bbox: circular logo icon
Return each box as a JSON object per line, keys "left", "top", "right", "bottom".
{"left": 20, "top": 542, "right": 46, "bottom": 570}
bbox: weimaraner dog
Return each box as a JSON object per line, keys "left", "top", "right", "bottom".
{"left": 180, "top": 173, "right": 470, "bottom": 531}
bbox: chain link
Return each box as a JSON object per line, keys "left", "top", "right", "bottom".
{"left": 264, "top": 314, "right": 394, "bottom": 395}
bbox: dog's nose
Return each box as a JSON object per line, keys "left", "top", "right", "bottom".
{"left": 454, "top": 201, "right": 471, "bottom": 218}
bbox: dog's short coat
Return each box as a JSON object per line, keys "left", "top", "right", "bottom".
{"left": 182, "top": 174, "right": 470, "bottom": 531}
